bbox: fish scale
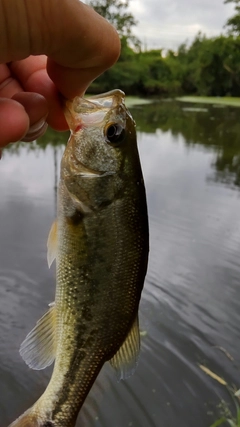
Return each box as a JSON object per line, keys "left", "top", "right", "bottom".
{"left": 9, "top": 90, "right": 148, "bottom": 427}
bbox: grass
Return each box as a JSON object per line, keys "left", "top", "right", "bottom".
{"left": 209, "top": 393, "right": 240, "bottom": 427}
{"left": 198, "top": 363, "right": 240, "bottom": 427}
{"left": 176, "top": 96, "right": 240, "bottom": 107}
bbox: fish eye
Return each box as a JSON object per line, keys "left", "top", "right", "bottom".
{"left": 105, "top": 123, "right": 126, "bottom": 145}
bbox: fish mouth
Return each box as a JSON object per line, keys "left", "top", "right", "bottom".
{"left": 83, "top": 90, "right": 125, "bottom": 109}
{"left": 64, "top": 90, "right": 127, "bottom": 135}
{"left": 78, "top": 170, "right": 115, "bottom": 178}
{"left": 67, "top": 152, "right": 116, "bottom": 178}
{"left": 65, "top": 90, "right": 126, "bottom": 118}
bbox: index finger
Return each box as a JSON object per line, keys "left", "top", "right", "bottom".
{"left": 10, "top": 56, "right": 68, "bottom": 130}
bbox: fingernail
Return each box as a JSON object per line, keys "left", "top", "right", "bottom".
{"left": 28, "top": 117, "right": 47, "bottom": 135}
{"left": 21, "top": 119, "right": 48, "bottom": 142}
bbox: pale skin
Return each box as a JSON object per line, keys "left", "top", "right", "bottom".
{"left": 0, "top": 0, "right": 120, "bottom": 146}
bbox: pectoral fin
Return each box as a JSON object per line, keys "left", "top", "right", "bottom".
{"left": 19, "top": 303, "right": 56, "bottom": 370}
{"left": 47, "top": 220, "right": 58, "bottom": 268}
{"left": 110, "top": 315, "right": 140, "bottom": 381}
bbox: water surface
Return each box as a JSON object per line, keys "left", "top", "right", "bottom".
{"left": 1, "top": 101, "right": 240, "bottom": 427}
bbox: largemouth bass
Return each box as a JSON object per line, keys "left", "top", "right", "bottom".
{"left": 9, "top": 89, "right": 149, "bottom": 427}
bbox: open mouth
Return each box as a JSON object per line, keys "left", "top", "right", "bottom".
{"left": 68, "top": 153, "right": 115, "bottom": 178}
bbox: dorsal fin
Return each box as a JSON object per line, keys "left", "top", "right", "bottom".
{"left": 110, "top": 315, "right": 140, "bottom": 381}
{"left": 47, "top": 220, "right": 58, "bottom": 268}
{"left": 19, "top": 303, "right": 56, "bottom": 370}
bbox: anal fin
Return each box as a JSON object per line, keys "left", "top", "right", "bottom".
{"left": 110, "top": 315, "right": 140, "bottom": 381}
{"left": 19, "top": 303, "right": 56, "bottom": 370}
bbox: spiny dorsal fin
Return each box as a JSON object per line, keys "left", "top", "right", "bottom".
{"left": 19, "top": 303, "right": 56, "bottom": 370}
{"left": 110, "top": 315, "right": 140, "bottom": 381}
{"left": 47, "top": 220, "right": 58, "bottom": 268}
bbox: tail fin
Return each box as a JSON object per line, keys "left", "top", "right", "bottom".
{"left": 8, "top": 407, "right": 54, "bottom": 427}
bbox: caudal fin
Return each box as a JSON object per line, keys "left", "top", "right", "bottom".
{"left": 8, "top": 406, "right": 54, "bottom": 427}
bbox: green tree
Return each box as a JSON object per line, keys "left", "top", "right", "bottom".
{"left": 224, "top": 0, "right": 240, "bottom": 35}
{"left": 88, "top": 0, "right": 139, "bottom": 46}
{"left": 167, "top": 33, "right": 240, "bottom": 97}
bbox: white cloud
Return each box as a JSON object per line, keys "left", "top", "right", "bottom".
{"left": 128, "top": 0, "right": 235, "bottom": 49}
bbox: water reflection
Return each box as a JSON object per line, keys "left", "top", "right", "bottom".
{"left": 1, "top": 101, "right": 240, "bottom": 426}
{"left": 132, "top": 101, "right": 240, "bottom": 189}
{"left": 6, "top": 101, "right": 240, "bottom": 190}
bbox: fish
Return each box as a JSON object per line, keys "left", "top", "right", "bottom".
{"left": 9, "top": 89, "right": 149, "bottom": 427}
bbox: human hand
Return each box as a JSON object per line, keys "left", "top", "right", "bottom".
{"left": 0, "top": 0, "right": 120, "bottom": 147}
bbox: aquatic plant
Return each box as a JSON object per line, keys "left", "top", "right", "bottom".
{"left": 199, "top": 363, "right": 240, "bottom": 427}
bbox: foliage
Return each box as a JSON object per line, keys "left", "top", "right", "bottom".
{"left": 177, "top": 34, "right": 240, "bottom": 96}
{"left": 224, "top": 0, "right": 240, "bottom": 35}
{"left": 87, "top": 0, "right": 240, "bottom": 97}
{"left": 209, "top": 398, "right": 240, "bottom": 427}
{"left": 198, "top": 360, "right": 240, "bottom": 427}
{"left": 89, "top": 33, "right": 240, "bottom": 97}
{"left": 87, "top": 0, "right": 139, "bottom": 46}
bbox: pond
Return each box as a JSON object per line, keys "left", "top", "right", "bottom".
{"left": 1, "top": 99, "right": 240, "bottom": 427}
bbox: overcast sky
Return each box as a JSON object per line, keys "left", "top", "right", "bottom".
{"left": 128, "top": 0, "right": 235, "bottom": 50}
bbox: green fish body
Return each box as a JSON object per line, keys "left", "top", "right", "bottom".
{"left": 9, "top": 90, "right": 149, "bottom": 427}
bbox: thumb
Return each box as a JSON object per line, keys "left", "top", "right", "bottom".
{"left": 1, "top": 0, "right": 120, "bottom": 96}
